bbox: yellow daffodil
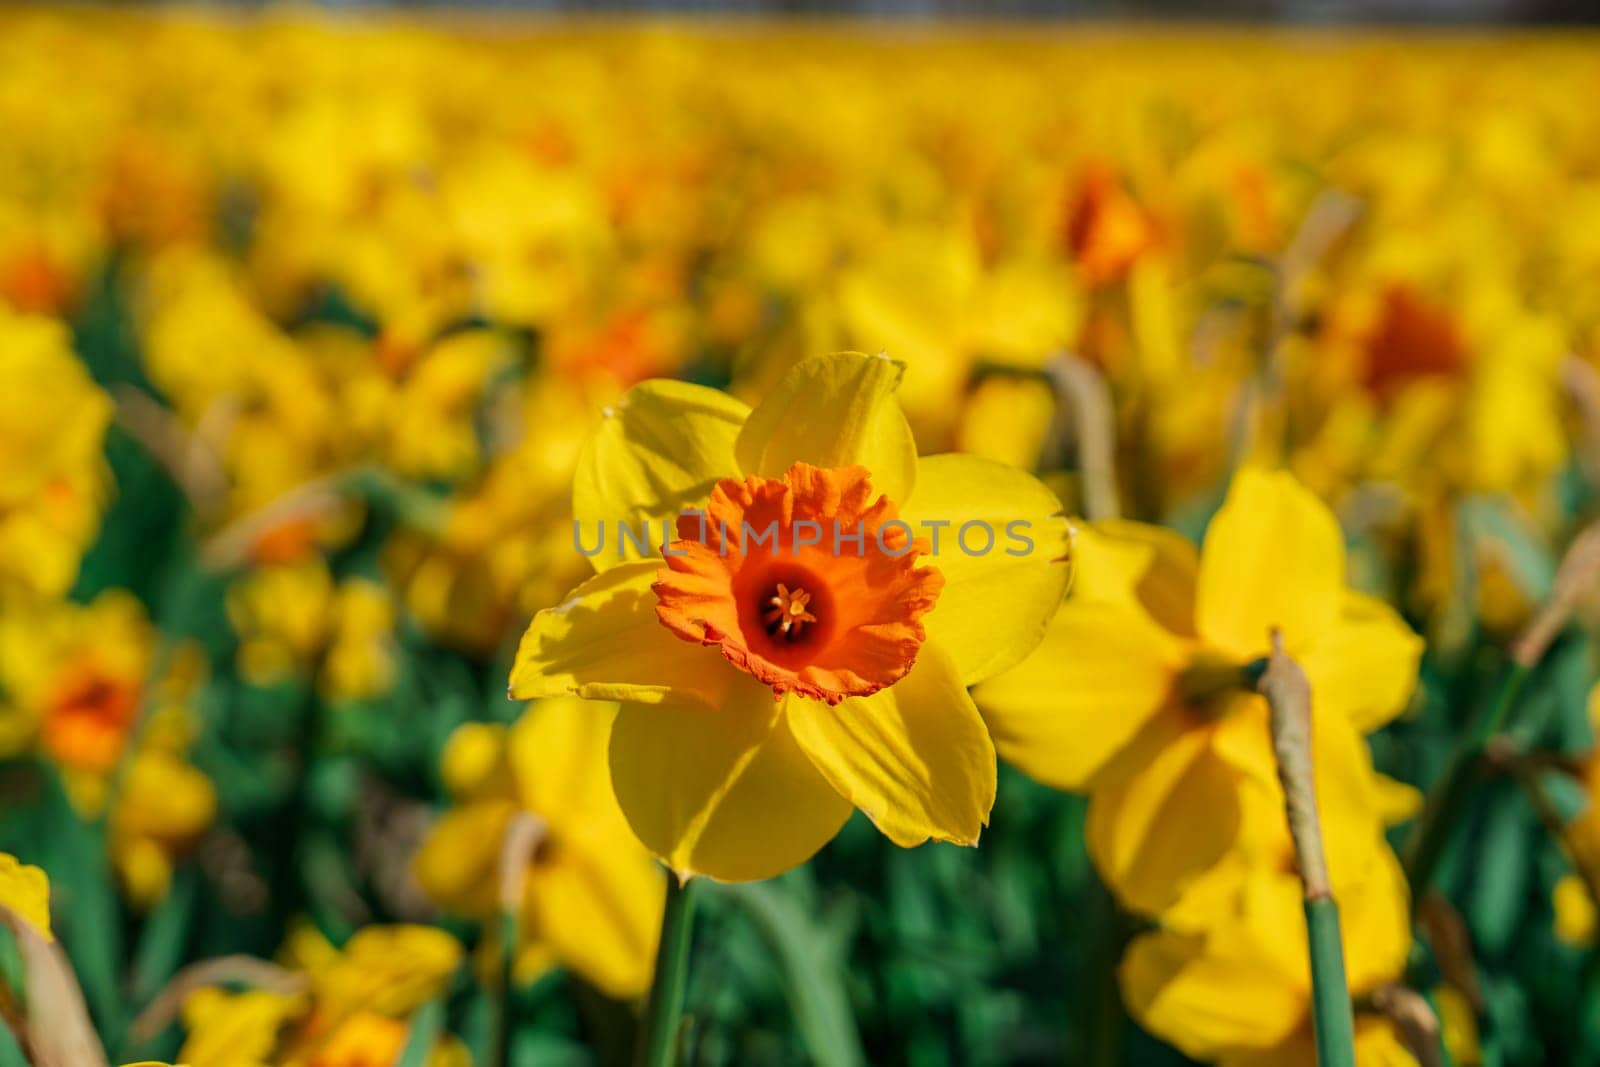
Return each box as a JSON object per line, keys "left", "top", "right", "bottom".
{"left": 111, "top": 749, "right": 216, "bottom": 909}
{"left": 414, "top": 697, "right": 663, "bottom": 998}
{"left": 176, "top": 924, "right": 465, "bottom": 1067}
{"left": 1063, "top": 161, "right": 1162, "bottom": 289}
{"left": 319, "top": 579, "right": 400, "bottom": 703}
{"left": 383, "top": 376, "right": 604, "bottom": 654}
{"left": 373, "top": 329, "right": 513, "bottom": 484}
{"left": 0, "top": 307, "right": 112, "bottom": 602}
{"left": 1121, "top": 847, "right": 1414, "bottom": 1066}
{"left": 510, "top": 351, "right": 1071, "bottom": 881}
{"left": 976, "top": 466, "right": 1421, "bottom": 914}
{"left": 227, "top": 563, "right": 398, "bottom": 702}
{"left": 0, "top": 590, "right": 153, "bottom": 804}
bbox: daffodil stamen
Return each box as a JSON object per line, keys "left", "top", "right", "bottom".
{"left": 764, "top": 583, "right": 819, "bottom": 640}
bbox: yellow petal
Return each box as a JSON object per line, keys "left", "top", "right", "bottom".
{"left": 1354, "top": 1018, "right": 1428, "bottom": 1067}
{"left": 0, "top": 852, "right": 50, "bottom": 941}
{"left": 413, "top": 801, "right": 514, "bottom": 916}
{"left": 1195, "top": 466, "right": 1344, "bottom": 660}
{"left": 179, "top": 988, "right": 304, "bottom": 1067}
{"left": 510, "top": 940, "right": 559, "bottom": 989}
{"left": 1119, "top": 924, "right": 1306, "bottom": 1060}
{"left": 1087, "top": 726, "right": 1244, "bottom": 916}
{"left": 439, "top": 722, "right": 511, "bottom": 799}
{"left": 573, "top": 379, "right": 748, "bottom": 569}
{"left": 974, "top": 598, "right": 1190, "bottom": 792}
{"left": 1339, "top": 847, "right": 1413, "bottom": 998}
{"left": 1298, "top": 591, "right": 1423, "bottom": 733}
{"left": 735, "top": 352, "right": 917, "bottom": 506}
{"left": 608, "top": 675, "right": 851, "bottom": 882}
{"left": 1372, "top": 773, "right": 1424, "bottom": 826}
{"left": 316, "top": 924, "right": 463, "bottom": 1017}
{"left": 1434, "top": 986, "right": 1482, "bottom": 1066}
{"left": 788, "top": 642, "right": 995, "bottom": 848}
{"left": 528, "top": 834, "right": 663, "bottom": 1000}
{"left": 1553, "top": 873, "right": 1597, "bottom": 947}
{"left": 1072, "top": 519, "right": 1199, "bottom": 636}
{"left": 507, "top": 696, "right": 619, "bottom": 821}
{"left": 902, "top": 453, "right": 1073, "bottom": 684}
{"left": 508, "top": 562, "right": 729, "bottom": 709}
{"left": 1217, "top": 698, "right": 1385, "bottom": 898}
{"left": 1217, "top": 1018, "right": 1421, "bottom": 1067}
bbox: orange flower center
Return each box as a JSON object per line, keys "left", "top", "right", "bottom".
{"left": 41, "top": 662, "right": 139, "bottom": 773}
{"left": 653, "top": 463, "right": 944, "bottom": 704}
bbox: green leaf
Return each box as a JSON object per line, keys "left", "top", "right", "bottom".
{"left": 395, "top": 996, "right": 447, "bottom": 1067}
{"left": 718, "top": 880, "right": 866, "bottom": 1067}
{"left": 128, "top": 866, "right": 200, "bottom": 1011}
{"left": 36, "top": 767, "right": 123, "bottom": 1048}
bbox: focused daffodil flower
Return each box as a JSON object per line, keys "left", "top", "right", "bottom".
{"left": 413, "top": 698, "right": 663, "bottom": 999}
{"left": 510, "top": 351, "right": 1071, "bottom": 881}
{"left": 975, "top": 466, "right": 1421, "bottom": 914}
{"left": 1121, "top": 847, "right": 1415, "bottom": 1066}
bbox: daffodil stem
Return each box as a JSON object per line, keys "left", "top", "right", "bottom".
{"left": 1082, "top": 873, "right": 1127, "bottom": 1067}
{"left": 1255, "top": 632, "right": 1357, "bottom": 1067}
{"left": 636, "top": 875, "right": 698, "bottom": 1067}
{"left": 494, "top": 814, "right": 545, "bottom": 1067}
{"left": 1401, "top": 663, "right": 1531, "bottom": 914}
{"left": 1305, "top": 897, "right": 1358, "bottom": 1067}
{"left": 493, "top": 909, "right": 516, "bottom": 1067}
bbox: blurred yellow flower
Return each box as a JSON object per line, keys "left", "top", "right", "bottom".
{"left": 0, "top": 589, "right": 152, "bottom": 796}
{"left": 415, "top": 697, "right": 663, "bottom": 998}
{"left": 1121, "top": 849, "right": 1413, "bottom": 1065}
{"left": 111, "top": 749, "right": 216, "bottom": 909}
{"left": 383, "top": 376, "right": 604, "bottom": 654}
{"left": 228, "top": 563, "right": 397, "bottom": 702}
{"left": 176, "top": 924, "right": 464, "bottom": 1067}
{"left": 0, "top": 307, "right": 112, "bottom": 602}
{"left": 976, "top": 466, "right": 1422, "bottom": 914}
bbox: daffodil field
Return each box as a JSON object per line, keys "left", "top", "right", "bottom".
{"left": 6, "top": 12, "right": 1600, "bottom": 1066}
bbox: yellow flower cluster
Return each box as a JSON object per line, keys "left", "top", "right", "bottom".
{"left": 6, "top": 12, "right": 1600, "bottom": 1066}
{"left": 173, "top": 923, "right": 467, "bottom": 1067}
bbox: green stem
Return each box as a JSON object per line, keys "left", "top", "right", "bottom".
{"left": 1305, "top": 897, "right": 1357, "bottom": 1067}
{"left": 492, "top": 909, "right": 517, "bottom": 1067}
{"left": 1083, "top": 874, "right": 1126, "bottom": 1067}
{"left": 1401, "top": 663, "right": 1531, "bottom": 912}
{"left": 635, "top": 876, "right": 699, "bottom": 1067}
